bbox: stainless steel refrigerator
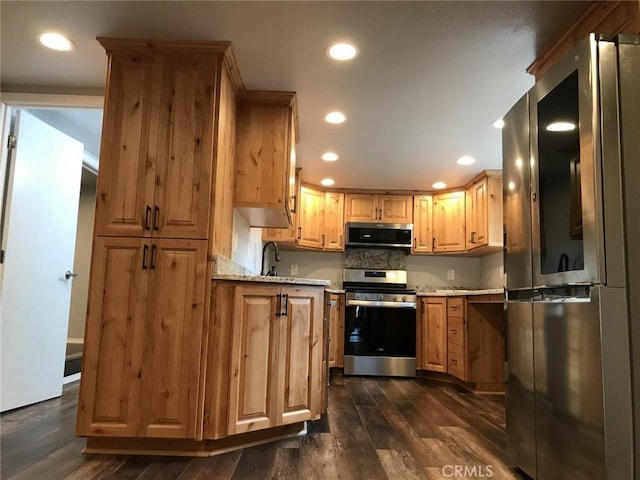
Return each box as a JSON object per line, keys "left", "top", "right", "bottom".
{"left": 503, "top": 34, "right": 639, "bottom": 480}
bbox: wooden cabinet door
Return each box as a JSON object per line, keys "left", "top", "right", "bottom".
{"left": 379, "top": 195, "right": 412, "bottom": 223}
{"left": 138, "top": 239, "right": 208, "bottom": 439}
{"left": 77, "top": 237, "right": 148, "bottom": 437}
{"left": 228, "top": 286, "right": 280, "bottom": 435}
{"left": 323, "top": 192, "right": 344, "bottom": 251}
{"left": 297, "top": 186, "right": 324, "bottom": 249}
{"left": 466, "top": 178, "right": 488, "bottom": 249}
{"left": 277, "top": 287, "right": 324, "bottom": 425}
{"left": 433, "top": 191, "right": 466, "bottom": 252}
{"left": 94, "top": 51, "right": 161, "bottom": 238}
{"left": 344, "top": 194, "right": 377, "bottom": 222}
{"left": 328, "top": 294, "right": 344, "bottom": 368}
{"left": 153, "top": 54, "right": 217, "bottom": 240}
{"left": 413, "top": 195, "right": 433, "bottom": 253}
{"left": 421, "top": 298, "right": 447, "bottom": 372}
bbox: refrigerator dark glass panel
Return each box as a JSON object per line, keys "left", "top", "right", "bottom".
{"left": 536, "top": 70, "right": 584, "bottom": 275}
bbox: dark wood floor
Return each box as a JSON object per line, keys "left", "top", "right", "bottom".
{"left": 1, "top": 375, "right": 523, "bottom": 479}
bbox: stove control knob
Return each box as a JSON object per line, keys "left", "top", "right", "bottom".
{"left": 402, "top": 296, "right": 407, "bottom": 301}
{"left": 379, "top": 294, "right": 384, "bottom": 300}
{"left": 365, "top": 294, "right": 370, "bottom": 300}
{"left": 393, "top": 296, "right": 398, "bottom": 301}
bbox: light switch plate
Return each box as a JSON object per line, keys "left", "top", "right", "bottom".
{"left": 447, "top": 269, "right": 455, "bottom": 280}
{"left": 290, "top": 264, "right": 298, "bottom": 276}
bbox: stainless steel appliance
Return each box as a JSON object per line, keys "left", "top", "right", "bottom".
{"left": 343, "top": 269, "right": 417, "bottom": 377}
{"left": 503, "top": 34, "right": 639, "bottom": 480}
{"left": 345, "top": 222, "right": 413, "bottom": 248}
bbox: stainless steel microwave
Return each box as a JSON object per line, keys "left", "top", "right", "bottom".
{"left": 345, "top": 222, "right": 413, "bottom": 248}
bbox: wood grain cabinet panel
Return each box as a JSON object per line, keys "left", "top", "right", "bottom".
{"left": 446, "top": 297, "right": 467, "bottom": 381}
{"left": 225, "top": 284, "right": 324, "bottom": 436}
{"left": 297, "top": 186, "right": 324, "bottom": 249}
{"left": 78, "top": 237, "right": 207, "bottom": 439}
{"left": 227, "top": 286, "right": 280, "bottom": 435}
{"left": 345, "top": 194, "right": 412, "bottom": 223}
{"left": 465, "top": 175, "right": 503, "bottom": 251}
{"left": 138, "top": 239, "right": 208, "bottom": 439}
{"left": 234, "top": 92, "right": 297, "bottom": 228}
{"left": 420, "top": 297, "right": 447, "bottom": 372}
{"left": 278, "top": 288, "right": 323, "bottom": 425}
{"left": 77, "top": 237, "right": 148, "bottom": 437}
{"left": 433, "top": 191, "right": 466, "bottom": 253}
{"left": 328, "top": 294, "right": 344, "bottom": 368}
{"left": 95, "top": 47, "right": 220, "bottom": 240}
{"left": 323, "top": 192, "right": 345, "bottom": 251}
{"left": 413, "top": 195, "right": 433, "bottom": 254}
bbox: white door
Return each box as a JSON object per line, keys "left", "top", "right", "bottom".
{"left": 0, "top": 110, "right": 83, "bottom": 411}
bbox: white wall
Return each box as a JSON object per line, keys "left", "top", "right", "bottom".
{"left": 479, "top": 251, "right": 504, "bottom": 289}
{"left": 67, "top": 177, "right": 96, "bottom": 341}
{"left": 231, "top": 211, "right": 262, "bottom": 274}
{"left": 276, "top": 250, "right": 344, "bottom": 288}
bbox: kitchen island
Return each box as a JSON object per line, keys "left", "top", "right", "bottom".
{"left": 79, "top": 275, "right": 329, "bottom": 457}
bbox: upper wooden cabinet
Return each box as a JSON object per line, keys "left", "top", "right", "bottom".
{"left": 413, "top": 195, "right": 433, "bottom": 254}
{"left": 345, "top": 194, "right": 412, "bottom": 224}
{"left": 465, "top": 174, "right": 503, "bottom": 251}
{"left": 297, "top": 186, "right": 324, "bottom": 249}
{"left": 235, "top": 91, "right": 298, "bottom": 228}
{"left": 94, "top": 40, "right": 237, "bottom": 241}
{"left": 433, "top": 191, "right": 466, "bottom": 253}
{"left": 323, "top": 192, "right": 345, "bottom": 251}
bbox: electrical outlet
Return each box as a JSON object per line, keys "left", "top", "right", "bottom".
{"left": 290, "top": 264, "right": 298, "bottom": 276}
{"left": 447, "top": 269, "right": 455, "bottom": 280}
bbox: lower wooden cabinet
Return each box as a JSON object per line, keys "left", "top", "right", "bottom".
{"left": 447, "top": 297, "right": 467, "bottom": 381}
{"left": 420, "top": 297, "right": 447, "bottom": 372}
{"left": 328, "top": 293, "right": 344, "bottom": 368}
{"left": 77, "top": 236, "right": 208, "bottom": 439}
{"left": 216, "top": 283, "right": 324, "bottom": 436}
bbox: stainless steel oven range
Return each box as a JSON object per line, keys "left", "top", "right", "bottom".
{"left": 343, "top": 269, "right": 416, "bottom": 377}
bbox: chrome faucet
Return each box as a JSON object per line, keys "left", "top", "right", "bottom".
{"left": 261, "top": 241, "right": 281, "bottom": 276}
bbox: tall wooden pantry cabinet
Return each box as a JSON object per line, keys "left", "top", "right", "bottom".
{"left": 76, "top": 38, "right": 241, "bottom": 440}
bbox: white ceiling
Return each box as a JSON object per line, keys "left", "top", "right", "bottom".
{"left": 0, "top": 1, "right": 589, "bottom": 190}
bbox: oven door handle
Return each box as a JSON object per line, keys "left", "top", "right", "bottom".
{"left": 346, "top": 299, "right": 416, "bottom": 309}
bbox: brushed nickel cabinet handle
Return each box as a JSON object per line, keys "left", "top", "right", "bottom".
{"left": 144, "top": 205, "right": 152, "bottom": 230}
{"left": 322, "top": 234, "right": 325, "bottom": 247}
{"left": 142, "top": 244, "right": 149, "bottom": 270}
{"left": 297, "top": 227, "right": 302, "bottom": 240}
{"left": 150, "top": 244, "right": 157, "bottom": 270}
{"left": 153, "top": 206, "right": 160, "bottom": 231}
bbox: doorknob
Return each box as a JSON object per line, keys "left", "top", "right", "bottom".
{"left": 65, "top": 271, "right": 78, "bottom": 280}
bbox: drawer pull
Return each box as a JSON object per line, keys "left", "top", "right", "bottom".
{"left": 451, "top": 358, "right": 457, "bottom": 365}
{"left": 450, "top": 329, "right": 457, "bottom": 334}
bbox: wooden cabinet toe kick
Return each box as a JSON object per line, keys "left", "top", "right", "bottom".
{"left": 83, "top": 422, "right": 307, "bottom": 457}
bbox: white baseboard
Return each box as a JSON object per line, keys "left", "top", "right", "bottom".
{"left": 67, "top": 338, "right": 84, "bottom": 344}
{"left": 63, "top": 373, "right": 81, "bottom": 385}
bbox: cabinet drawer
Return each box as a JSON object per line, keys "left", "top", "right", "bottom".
{"left": 448, "top": 342, "right": 466, "bottom": 380}
{"left": 448, "top": 317, "right": 465, "bottom": 346}
{"left": 447, "top": 297, "right": 464, "bottom": 317}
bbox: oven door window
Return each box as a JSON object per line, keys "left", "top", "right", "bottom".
{"left": 344, "top": 305, "right": 416, "bottom": 357}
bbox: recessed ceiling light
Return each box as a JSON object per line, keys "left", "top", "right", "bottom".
{"left": 546, "top": 121, "right": 576, "bottom": 132}
{"left": 324, "top": 111, "right": 346, "bottom": 124}
{"left": 321, "top": 152, "right": 339, "bottom": 162}
{"left": 432, "top": 181, "right": 447, "bottom": 189}
{"left": 456, "top": 156, "right": 475, "bottom": 166}
{"left": 493, "top": 119, "right": 505, "bottom": 129}
{"left": 327, "top": 43, "right": 358, "bottom": 61}
{"left": 38, "top": 32, "right": 74, "bottom": 51}
{"left": 321, "top": 178, "right": 335, "bottom": 186}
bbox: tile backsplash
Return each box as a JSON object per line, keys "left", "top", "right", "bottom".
{"left": 343, "top": 248, "right": 407, "bottom": 270}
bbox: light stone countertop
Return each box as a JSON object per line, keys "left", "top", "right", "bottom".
{"left": 416, "top": 288, "right": 503, "bottom": 297}
{"left": 212, "top": 273, "right": 331, "bottom": 287}
{"left": 325, "top": 288, "right": 345, "bottom": 294}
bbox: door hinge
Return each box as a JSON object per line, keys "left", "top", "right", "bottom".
{"left": 7, "top": 135, "right": 16, "bottom": 150}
